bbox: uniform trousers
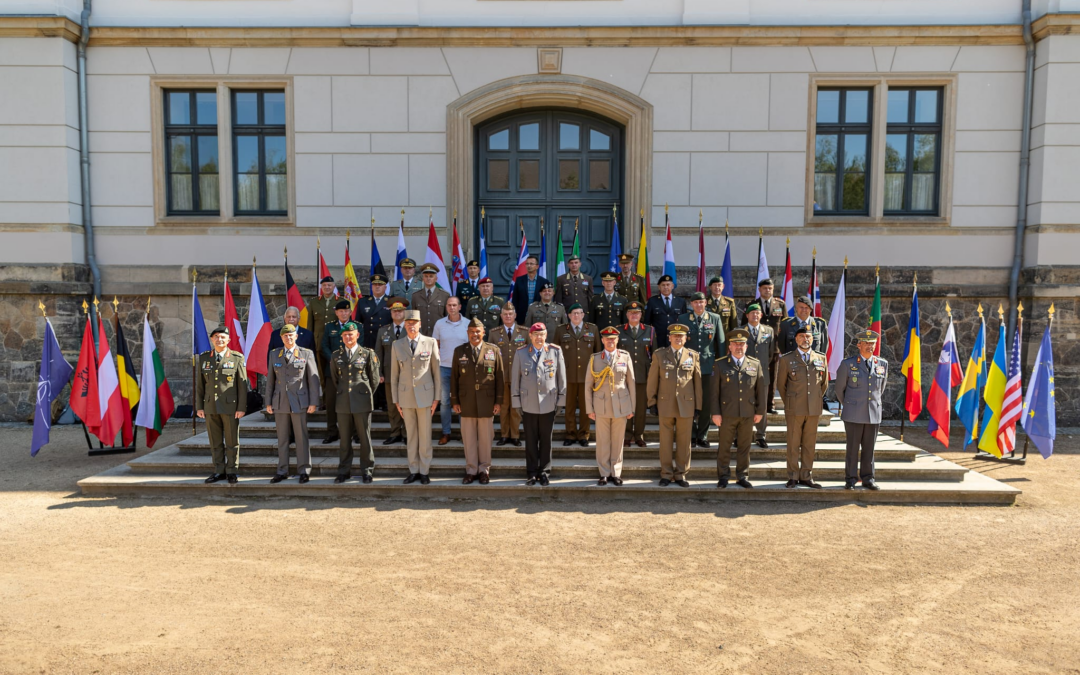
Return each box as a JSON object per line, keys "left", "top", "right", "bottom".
{"left": 323, "top": 373, "right": 339, "bottom": 438}
{"left": 337, "top": 411, "right": 374, "bottom": 477}
{"left": 785, "top": 414, "right": 820, "bottom": 480}
{"left": 206, "top": 413, "right": 240, "bottom": 474}
{"left": 385, "top": 382, "right": 405, "bottom": 438}
{"left": 498, "top": 381, "right": 521, "bottom": 439}
{"left": 401, "top": 407, "right": 434, "bottom": 474}
{"left": 692, "top": 373, "right": 715, "bottom": 443}
{"left": 626, "top": 383, "right": 648, "bottom": 442}
{"left": 594, "top": 416, "right": 627, "bottom": 478}
{"left": 274, "top": 411, "right": 311, "bottom": 476}
{"left": 768, "top": 353, "right": 780, "bottom": 410}
{"left": 460, "top": 417, "right": 494, "bottom": 475}
{"left": 522, "top": 409, "right": 556, "bottom": 477}
{"left": 844, "top": 421, "right": 878, "bottom": 482}
{"left": 439, "top": 366, "right": 454, "bottom": 436}
{"left": 564, "top": 382, "right": 591, "bottom": 441}
{"left": 716, "top": 416, "right": 753, "bottom": 481}
{"left": 315, "top": 353, "right": 329, "bottom": 406}
{"left": 658, "top": 416, "right": 693, "bottom": 480}
{"left": 754, "top": 408, "right": 769, "bottom": 443}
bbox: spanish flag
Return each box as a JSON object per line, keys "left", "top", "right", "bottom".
{"left": 343, "top": 238, "right": 361, "bottom": 319}
{"left": 113, "top": 312, "right": 140, "bottom": 447}
{"left": 978, "top": 322, "right": 1009, "bottom": 457}
{"left": 900, "top": 285, "right": 922, "bottom": 421}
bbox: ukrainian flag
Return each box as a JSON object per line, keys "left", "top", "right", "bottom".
{"left": 955, "top": 316, "right": 987, "bottom": 447}
{"left": 901, "top": 287, "right": 923, "bottom": 421}
{"left": 977, "top": 323, "right": 1008, "bottom": 457}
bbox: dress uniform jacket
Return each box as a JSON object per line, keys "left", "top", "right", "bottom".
{"left": 390, "top": 334, "right": 441, "bottom": 475}
{"left": 616, "top": 273, "right": 647, "bottom": 306}
{"left": 376, "top": 321, "right": 407, "bottom": 437}
{"left": 305, "top": 295, "right": 338, "bottom": 351}
{"left": 455, "top": 277, "right": 482, "bottom": 307}
{"left": 269, "top": 326, "right": 315, "bottom": 352}
{"left": 555, "top": 272, "right": 594, "bottom": 309}
{"left": 322, "top": 320, "right": 365, "bottom": 364}
{"left": 490, "top": 323, "right": 530, "bottom": 439}
{"left": 706, "top": 295, "right": 738, "bottom": 335}
{"left": 646, "top": 347, "right": 702, "bottom": 419}
{"left": 678, "top": 311, "right": 724, "bottom": 375}
{"left": 777, "top": 316, "right": 829, "bottom": 356}
{"left": 590, "top": 293, "right": 629, "bottom": 330}
{"left": 465, "top": 294, "right": 506, "bottom": 331}
{"left": 617, "top": 322, "right": 655, "bottom": 442}
{"left": 388, "top": 277, "right": 419, "bottom": 301}
{"left": 554, "top": 322, "right": 601, "bottom": 384}
{"left": 745, "top": 296, "right": 786, "bottom": 331}
{"left": 744, "top": 323, "right": 776, "bottom": 441}
{"left": 330, "top": 344, "right": 381, "bottom": 478}
{"left": 450, "top": 341, "right": 505, "bottom": 417}
{"left": 834, "top": 355, "right": 889, "bottom": 424}
{"left": 510, "top": 345, "right": 567, "bottom": 414}
{"left": 196, "top": 348, "right": 249, "bottom": 475}
{"left": 355, "top": 295, "right": 392, "bottom": 348}
{"left": 643, "top": 294, "right": 688, "bottom": 348}
{"left": 266, "top": 345, "right": 320, "bottom": 477}
{"left": 410, "top": 286, "right": 451, "bottom": 337}
{"left": 585, "top": 349, "right": 637, "bottom": 479}
{"left": 777, "top": 348, "right": 828, "bottom": 481}
{"left": 712, "top": 354, "right": 768, "bottom": 481}
{"left": 511, "top": 274, "right": 549, "bottom": 324}
{"left": 524, "top": 301, "right": 567, "bottom": 337}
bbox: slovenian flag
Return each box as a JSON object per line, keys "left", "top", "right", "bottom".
{"left": 395, "top": 214, "right": 408, "bottom": 281}
{"left": 663, "top": 211, "right": 676, "bottom": 288}
{"left": 927, "top": 315, "right": 962, "bottom": 446}
{"left": 244, "top": 264, "right": 272, "bottom": 377}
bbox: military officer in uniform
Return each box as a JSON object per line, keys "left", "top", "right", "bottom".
{"left": 555, "top": 303, "right": 601, "bottom": 447}
{"left": 617, "top": 301, "right": 655, "bottom": 447}
{"left": 555, "top": 255, "right": 593, "bottom": 310}
{"left": 388, "top": 258, "right": 418, "bottom": 300}
{"left": 777, "top": 326, "right": 829, "bottom": 488}
{"left": 510, "top": 323, "right": 567, "bottom": 486}
{"left": 748, "top": 278, "right": 787, "bottom": 413}
{"left": 375, "top": 300, "right": 409, "bottom": 446}
{"left": 524, "top": 282, "right": 567, "bottom": 336}
{"left": 585, "top": 326, "right": 636, "bottom": 485}
{"left": 451, "top": 317, "right": 505, "bottom": 484}
{"left": 464, "top": 277, "right": 504, "bottom": 331}
{"left": 590, "top": 271, "right": 628, "bottom": 330}
{"left": 390, "top": 310, "right": 441, "bottom": 485}
{"left": 647, "top": 323, "right": 701, "bottom": 487}
{"left": 743, "top": 302, "right": 776, "bottom": 448}
{"left": 411, "top": 263, "right": 451, "bottom": 336}
{"left": 330, "top": 321, "right": 381, "bottom": 484}
{"left": 197, "top": 327, "right": 249, "bottom": 484}
{"left": 643, "top": 275, "right": 686, "bottom": 348}
{"left": 679, "top": 291, "right": 725, "bottom": 449}
{"left": 490, "top": 303, "right": 529, "bottom": 446}
{"left": 778, "top": 295, "right": 829, "bottom": 356}
{"left": 455, "top": 259, "right": 483, "bottom": 307}
{"left": 321, "top": 300, "right": 363, "bottom": 445}
{"left": 305, "top": 275, "right": 338, "bottom": 406}
{"left": 710, "top": 329, "right": 768, "bottom": 489}
{"left": 705, "top": 276, "right": 738, "bottom": 338}
{"left": 616, "top": 253, "right": 647, "bottom": 306}
{"left": 265, "top": 324, "right": 320, "bottom": 484}
{"left": 834, "top": 330, "right": 888, "bottom": 490}
{"left": 356, "top": 274, "right": 392, "bottom": 349}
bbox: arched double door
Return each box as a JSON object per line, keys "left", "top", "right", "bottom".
{"left": 477, "top": 110, "right": 623, "bottom": 290}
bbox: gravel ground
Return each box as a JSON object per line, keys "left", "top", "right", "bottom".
{"left": 0, "top": 423, "right": 1077, "bottom": 674}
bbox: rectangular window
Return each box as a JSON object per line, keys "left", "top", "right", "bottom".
{"left": 884, "top": 88, "right": 942, "bottom": 215}
{"left": 232, "top": 90, "right": 288, "bottom": 215}
{"left": 164, "top": 90, "right": 219, "bottom": 215}
{"left": 813, "top": 88, "right": 872, "bottom": 215}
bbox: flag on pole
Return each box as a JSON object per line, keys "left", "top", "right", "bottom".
{"left": 927, "top": 312, "right": 961, "bottom": 446}
{"left": 901, "top": 283, "right": 923, "bottom": 422}
{"left": 663, "top": 209, "right": 676, "bottom": 288}
{"left": 511, "top": 223, "right": 529, "bottom": 288}
{"left": 31, "top": 314, "right": 73, "bottom": 457}
{"left": 113, "top": 310, "right": 140, "bottom": 447}
{"left": 479, "top": 208, "right": 489, "bottom": 279}
{"left": 134, "top": 314, "right": 175, "bottom": 448}
{"left": 636, "top": 210, "right": 651, "bottom": 298}
{"left": 695, "top": 211, "right": 706, "bottom": 293}
{"left": 781, "top": 240, "right": 795, "bottom": 317}
{"left": 244, "top": 263, "right": 273, "bottom": 377}
{"left": 572, "top": 218, "right": 581, "bottom": 261}
{"left": 978, "top": 315, "right": 1009, "bottom": 458}
{"left": 370, "top": 224, "right": 387, "bottom": 281}
{"left": 720, "top": 225, "right": 733, "bottom": 298}
{"left": 808, "top": 251, "right": 822, "bottom": 318}
{"left": 825, "top": 265, "right": 846, "bottom": 379}
{"left": 424, "top": 212, "right": 451, "bottom": 290}
{"left": 608, "top": 205, "right": 622, "bottom": 273}
{"left": 998, "top": 313, "right": 1025, "bottom": 455}
{"left": 94, "top": 316, "right": 124, "bottom": 446}
{"left": 539, "top": 220, "right": 549, "bottom": 282}
{"left": 1022, "top": 310, "right": 1056, "bottom": 459}
{"left": 451, "top": 217, "right": 466, "bottom": 294}
{"left": 755, "top": 230, "right": 770, "bottom": 297}
{"left": 284, "top": 251, "right": 305, "bottom": 318}
{"left": 343, "top": 236, "right": 361, "bottom": 319}
{"left": 555, "top": 217, "right": 566, "bottom": 278}
{"left": 955, "top": 307, "right": 987, "bottom": 448}
{"left": 223, "top": 272, "right": 245, "bottom": 354}
{"left": 317, "top": 245, "right": 337, "bottom": 298}
{"left": 192, "top": 282, "right": 211, "bottom": 355}
{"left": 870, "top": 270, "right": 883, "bottom": 356}
{"left": 69, "top": 313, "right": 101, "bottom": 432}
{"left": 395, "top": 211, "right": 408, "bottom": 281}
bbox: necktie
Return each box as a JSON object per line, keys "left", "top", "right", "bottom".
{"left": 665, "top": 296, "right": 670, "bottom": 309}
{"left": 395, "top": 326, "right": 401, "bottom": 339}
{"left": 751, "top": 327, "right": 758, "bottom": 340}
{"left": 405, "top": 281, "right": 410, "bottom": 293}
{"left": 216, "top": 352, "right": 222, "bottom": 364}
{"left": 410, "top": 339, "right": 417, "bottom": 354}
{"left": 607, "top": 294, "right": 612, "bottom": 302}
{"left": 427, "top": 290, "right": 431, "bottom": 300}
{"left": 803, "top": 352, "right": 810, "bottom": 365}
{"left": 507, "top": 327, "right": 512, "bottom": 340}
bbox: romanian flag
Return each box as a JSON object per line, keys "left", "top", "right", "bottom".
{"left": 869, "top": 273, "right": 882, "bottom": 356}
{"left": 900, "top": 285, "right": 922, "bottom": 422}
{"left": 955, "top": 313, "right": 987, "bottom": 448}
{"left": 284, "top": 254, "right": 306, "bottom": 322}
{"left": 636, "top": 211, "right": 651, "bottom": 298}
{"left": 343, "top": 238, "right": 361, "bottom": 319}
{"left": 113, "top": 312, "right": 140, "bottom": 447}
{"left": 978, "top": 321, "right": 1009, "bottom": 458}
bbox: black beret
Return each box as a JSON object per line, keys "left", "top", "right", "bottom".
{"left": 335, "top": 300, "right": 352, "bottom": 311}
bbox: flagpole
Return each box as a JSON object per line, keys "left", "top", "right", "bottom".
{"left": 112, "top": 295, "right": 136, "bottom": 450}
{"left": 1014, "top": 302, "right": 1025, "bottom": 460}
{"left": 900, "top": 273, "right": 916, "bottom": 442}
{"left": 191, "top": 268, "right": 198, "bottom": 436}
{"left": 1021, "top": 303, "right": 1054, "bottom": 460}
{"left": 77, "top": 298, "right": 96, "bottom": 451}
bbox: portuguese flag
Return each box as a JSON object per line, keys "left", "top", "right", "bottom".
{"left": 134, "top": 314, "right": 175, "bottom": 448}
{"left": 870, "top": 272, "right": 882, "bottom": 356}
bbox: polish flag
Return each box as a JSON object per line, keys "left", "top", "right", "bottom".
{"left": 223, "top": 275, "right": 245, "bottom": 354}
{"left": 244, "top": 264, "right": 272, "bottom": 377}
{"left": 94, "top": 318, "right": 124, "bottom": 445}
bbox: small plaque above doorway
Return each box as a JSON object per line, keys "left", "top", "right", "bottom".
{"left": 538, "top": 48, "right": 562, "bottom": 74}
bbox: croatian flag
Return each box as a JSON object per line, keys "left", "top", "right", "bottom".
{"left": 244, "top": 264, "right": 272, "bottom": 376}
{"left": 394, "top": 216, "right": 408, "bottom": 281}
{"left": 663, "top": 212, "right": 677, "bottom": 288}
{"left": 478, "top": 212, "right": 489, "bottom": 279}
{"left": 927, "top": 317, "right": 962, "bottom": 446}
{"left": 782, "top": 245, "right": 795, "bottom": 317}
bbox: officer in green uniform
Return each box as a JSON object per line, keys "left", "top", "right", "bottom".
{"left": 617, "top": 301, "right": 655, "bottom": 447}
{"left": 678, "top": 291, "right": 725, "bottom": 449}
{"left": 524, "top": 282, "right": 567, "bottom": 337}
{"left": 305, "top": 275, "right": 338, "bottom": 407}
{"left": 705, "top": 276, "right": 738, "bottom": 339}
{"left": 710, "top": 329, "right": 768, "bottom": 489}
{"left": 615, "top": 253, "right": 647, "bottom": 306}
{"left": 590, "top": 271, "right": 628, "bottom": 329}
{"left": 196, "top": 326, "right": 249, "bottom": 484}
{"left": 465, "top": 276, "right": 505, "bottom": 331}
{"left": 330, "top": 321, "right": 381, "bottom": 483}
{"left": 321, "top": 300, "right": 364, "bottom": 445}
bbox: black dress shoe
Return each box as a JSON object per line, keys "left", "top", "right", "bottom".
{"left": 478, "top": 472, "right": 490, "bottom": 484}
{"left": 597, "top": 477, "right": 607, "bottom": 486}
{"left": 562, "top": 439, "right": 574, "bottom": 446}
{"left": 382, "top": 436, "right": 397, "bottom": 446}
{"left": 756, "top": 439, "right": 768, "bottom": 449}
{"left": 299, "top": 474, "right": 310, "bottom": 484}
{"left": 697, "top": 440, "right": 711, "bottom": 449}
{"left": 322, "top": 434, "right": 340, "bottom": 445}
{"left": 538, "top": 474, "right": 549, "bottom": 486}
{"left": 334, "top": 474, "right": 350, "bottom": 484}
{"left": 394, "top": 435, "right": 406, "bottom": 444}
{"left": 226, "top": 474, "right": 238, "bottom": 484}
{"left": 419, "top": 474, "right": 431, "bottom": 485}
{"left": 659, "top": 478, "right": 671, "bottom": 486}
{"left": 463, "top": 474, "right": 475, "bottom": 485}
{"left": 675, "top": 479, "right": 690, "bottom": 488}
{"left": 610, "top": 476, "right": 623, "bottom": 486}
{"left": 736, "top": 478, "right": 754, "bottom": 489}
{"left": 785, "top": 479, "right": 798, "bottom": 488}
{"left": 204, "top": 473, "right": 225, "bottom": 484}
{"left": 717, "top": 480, "right": 728, "bottom": 489}
{"left": 270, "top": 473, "right": 288, "bottom": 484}
{"left": 362, "top": 474, "right": 373, "bottom": 484}
{"left": 352, "top": 434, "right": 361, "bottom": 444}
{"left": 496, "top": 437, "right": 509, "bottom": 446}
{"left": 844, "top": 481, "right": 856, "bottom": 490}
{"left": 511, "top": 438, "right": 521, "bottom": 447}
{"left": 864, "top": 478, "right": 880, "bottom": 491}
{"left": 578, "top": 439, "right": 589, "bottom": 447}
{"left": 767, "top": 406, "right": 778, "bottom": 414}
{"left": 403, "top": 473, "right": 418, "bottom": 484}
{"left": 799, "top": 479, "right": 823, "bottom": 489}
{"left": 635, "top": 439, "right": 647, "bottom": 447}
{"left": 526, "top": 477, "right": 537, "bottom": 486}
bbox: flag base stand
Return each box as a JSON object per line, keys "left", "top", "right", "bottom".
{"left": 88, "top": 446, "right": 137, "bottom": 457}
{"left": 973, "top": 436, "right": 1029, "bottom": 465}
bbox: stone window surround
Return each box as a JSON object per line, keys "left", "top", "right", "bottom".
{"left": 150, "top": 76, "right": 297, "bottom": 227}
{"left": 804, "top": 73, "right": 957, "bottom": 228}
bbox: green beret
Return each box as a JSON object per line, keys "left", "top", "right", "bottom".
{"left": 568, "top": 303, "right": 583, "bottom": 313}
{"left": 341, "top": 321, "right": 360, "bottom": 333}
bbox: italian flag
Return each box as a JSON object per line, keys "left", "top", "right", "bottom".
{"left": 134, "top": 315, "right": 175, "bottom": 448}
{"left": 870, "top": 272, "right": 882, "bottom": 356}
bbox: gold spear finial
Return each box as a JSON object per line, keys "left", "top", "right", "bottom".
{"left": 38, "top": 300, "right": 46, "bottom": 317}
{"left": 1017, "top": 301, "right": 1024, "bottom": 320}
{"left": 759, "top": 227, "right": 763, "bottom": 237}
{"left": 558, "top": 215, "right": 562, "bottom": 227}
{"left": 812, "top": 246, "right": 817, "bottom": 258}
{"left": 575, "top": 218, "right": 579, "bottom": 230}
{"left": 997, "top": 303, "right": 1004, "bottom": 320}
{"left": 977, "top": 303, "right": 984, "bottom": 319}
{"left": 945, "top": 301, "right": 952, "bottom": 318}
{"left": 844, "top": 255, "right": 848, "bottom": 268}
{"left": 454, "top": 208, "right": 457, "bottom": 219}
{"left": 665, "top": 203, "right": 669, "bottom": 214}
{"left": 786, "top": 236, "right": 790, "bottom": 246}
{"left": 146, "top": 297, "right": 151, "bottom": 314}
{"left": 875, "top": 263, "right": 880, "bottom": 277}
{"left": 284, "top": 245, "right": 288, "bottom": 258}
{"left": 401, "top": 207, "right": 405, "bottom": 217}
{"left": 698, "top": 209, "right": 703, "bottom": 223}
{"left": 913, "top": 272, "right": 917, "bottom": 286}
{"left": 481, "top": 205, "right": 485, "bottom": 219}
{"left": 224, "top": 262, "right": 228, "bottom": 280}
{"left": 252, "top": 255, "right": 257, "bottom": 269}
{"left": 93, "top": 296, "right": 100, "bottom": 314}
{"left": 192, "top": 267, "right": 198, "bottom": 284}
{"left": 346, "top": 230, "right": 350, "bottom": 242}
{"left": 1049, "top": 303, "right": 1055, "bottom": 320}
{"left": 371, "top": 216, "right": 375, "bottom": 227}
{"left": 112, "top": 296, "right": 119, "bottom": 314}
{"left": 640, "top": 208, "right": 644, "bottom": 219}
{"left": 429, "top": 206, "right": 432, "bottom": 218}
{"left": 82, "top": 299, "right": 88, "bottom": 315}
{"left": 317, "top": 235, "right": 321, "bottom": 248}
{"left": 613, "top": 203, "right": 618, "bottom": 217}
{"left": 726, "top": 220, "right": 730, "bottom": 236}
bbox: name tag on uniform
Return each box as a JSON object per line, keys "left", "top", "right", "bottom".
{"left": 772, "top": 308, "right": 783, "bottom": 315}
{"left": 615, "top": 362, "right": 627, "bottom": 371}
{"left": 746, "top": 365, "right": 757, "bottom": 375}
{"left": 721, "top": 308, "right": 730, "bottom": 315}
{"left": 681, "top": 359, "right": 693, "bottom": 371}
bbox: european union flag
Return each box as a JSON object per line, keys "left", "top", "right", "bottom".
{"left": 608, "top": 210, "right": 622, "bottom": 273}
{"left": 31, "top": 317, "right": 73, "bottom": 456}
{"left": 1022, "top": 322, "right": 1056, "bottom": 458}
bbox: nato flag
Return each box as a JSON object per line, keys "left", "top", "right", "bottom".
{"left": 32, "top": 317, "right": 74, "bottom": 456}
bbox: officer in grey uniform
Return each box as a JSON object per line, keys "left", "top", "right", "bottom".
{"left": 464, "top": 276, "right": 505, "bottom": 331}
{"left": 196, "top": 326, "right": 249, "bottom": 484}
{"left": 834, "top": 329, "right": 889, "bottom": 490}
{"left": 710, "top": 329, "right": 768, "bottom": 489}
{"left": 265, "top": 324, "right": 321, "bottom": 484}
{"left": 330, "top": 321, "right": 381, "bottom": 484}
{"left": 510, "top": 323, "right": 567, "bottom": 486}
{"left": 388, "top": 258, "right": 419, "bottom": 300}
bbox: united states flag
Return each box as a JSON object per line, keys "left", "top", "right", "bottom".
{"left": 998, "top": 322, "right": 1024, "bottom": 454}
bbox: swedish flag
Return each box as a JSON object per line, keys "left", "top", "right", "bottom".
{"left": 955, "top": 314, "right": 987, "bottom": 447}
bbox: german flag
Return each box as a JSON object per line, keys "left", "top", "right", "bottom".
{"left": 284, "top": 252, "right": 306, "bottom": 326}
{"left": 114, "top": 311, "right": 140, "bottom": 447}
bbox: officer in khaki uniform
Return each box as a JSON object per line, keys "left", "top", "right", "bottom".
{"left": 615, "top": 253, "right": 647, "bottom": 306}
{"left": 590, "top": 271, "right": 629, "bottom": 330}
{"left": 647, "top": 324, "right": 701, "bottom": 486}
{"left": 390, "top": 310, "right": 441, "bottom": 484}
{"left": 617, "top": 301, "right": 655, "bottom": 447}
{"left": 321, "top": 300, "right": 363, "bottom": 445}
{"left": 524, "top": 282, "right": 567, "bottom": 337}
{"left": 746, "top": 278, "right": 787, "bottom": 413}
{"left": 743, "top": 302, "right": 777, "bottom": 448}
{"left": 196, "top": 326, "right": 249, "bottom": 484}
{"left": 710, "top": 329, "right": 768, "bottom": 489}
{"left": 555, "top": 255, "right": 593, "bottom": 310}
{"left": 265, "top": 324, "right": 320, "bottom": 484}
{"left": 778, "top": 295, "right": 829, "bottom": 356}
{"left": 375, "top": 300, "right": 409, "bottom": 445}
{"left": 834, "top": 330, "right": 889, "bottom": 491}
{"left": 777, "top": 325, "right": 829, "bottom": 488}
{"left": 705, "top": 276, "right": 738, "bottom": 338}
{"left": 490, "top": 302, "right": 529, "bottom": 446}
{"left": 305, "top": 275, "right": 338, "bottom": 404}
{"left": 411, "top": 263, "right": 452, "bottom": 336}
{"left": 464, "top": 277, "right": 505, "bottom": 331}
{"left": 585, "top": 326, "right": 636, "bottom": 485}
{"left": 554, "top": 303, "right": 601, "bottom": 446}
{"left": 450, "top": 317, "right": 505, "bottom": 484}
{"left": 388, "top": 258, "right": 419, "bottom": 300}
{"left": 330, "top": 321, "right": 381, "bottom": 484}
{"left": 679, "top": 292, "right": 725, "bottom": 448}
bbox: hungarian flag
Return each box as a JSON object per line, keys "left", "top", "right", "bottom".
{"left": 223, "top": 274, "right": 245, "bottom": 354}
{"left": 451, "top": 217, "right": 466, "bottom": 294}
{"left": 424, "top": 215, "right": 451, "bottom": 290}
{"left": 113, "top": 314, "right": 141, "bottom": 447}
{"left": 927, "top": 316, "right": 962, "bottom": 446}
{"left": 343, "top": 239, "right": 361, "bottom": 318}
{"left": 94, "top": 317, "right": 124, "bottom": 446}
{"left": 69, "top": 314, "right": 101, "bottom": 433}
{"left": 244, "top": 264, "right": 273, "bottom": 377}
{"left": 870, "top": 272, "right": 882, "bottom": 356}
{"left": 636, "top": 211, "right": 651, "bottom": 298}
{"left": 284, "top": 254, "right": 305, "bottom": 322}
{"left": 135, "top": 314, "right": 175, "bottom": 448}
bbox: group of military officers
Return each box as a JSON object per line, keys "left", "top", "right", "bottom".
{"left": 194, "top": 252, "right": 889, "bottom": 491}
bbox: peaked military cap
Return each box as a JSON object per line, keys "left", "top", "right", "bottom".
{"left": 419, "top": 263, "right": 438, "bottom": 274}
{"left": 370, "top": 274, "right": 387, "bottom": 284}
{"left": 389, "top": 300, "right": 408, "bottom": 311}
{"left": 727, "top": 328, "right": 750, "bottom": 343}
{"left": 210, "top": 326, "right": 230, "bottom": 337}
{"left": 859, "top": 329, "right": 880, "bottom": 342}
{"left": 626, "top": 301, "right": 644, "bottom": 313}
{"left": 404, "top": 310, "right": 422, "bottom": 321}
{"left": 469, "top": 317, "right": 486, "bottom": 329}
{"left": 502, "top": 302, "right": 516, "bottom": 311}
{"left": 335, "top": 300, "right": 352, "bottom": 311}
{"left": 599, "top": 271, "right": 617, "bottom": 281}
{"left": 279, "top": 324, "right": 297, "bottom": 336}
{"left": 466, "top": 259, "right": 480, "bottom": 268}
{"left": 320, "top": 275, "right": 335, "bottom": 284}
{"left": 667, "top": 323, "right": 689, "bottom": 336}
{"left": 341, "top": 321, "right": 360, "bottom": 333}
{"left": 618, "top": 253, "right": 635, "bottom": 262}
{"left": 795, "top": 325, "right": 814, "bottom": 335}
{"left": 658, "top": 274, "right": 674, "bottom": 284}
{"left": 600, "top": 326, "right": 620, "bottom": 337}
{"left": 399, "top": 258, "right": 416, "bottom": 268}
{"left": 540, "top": 281, "right": 554, "bottom": 291}
{"left": 690, "top": 291, "right": 707, "bottom": 301}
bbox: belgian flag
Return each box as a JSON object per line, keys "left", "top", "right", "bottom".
{"left": 114, "top": 312, "right": 140, "bottom": 447}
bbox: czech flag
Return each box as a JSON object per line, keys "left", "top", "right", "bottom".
{"left": 244, "top": 264, "right": 272, "bottom": 377}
